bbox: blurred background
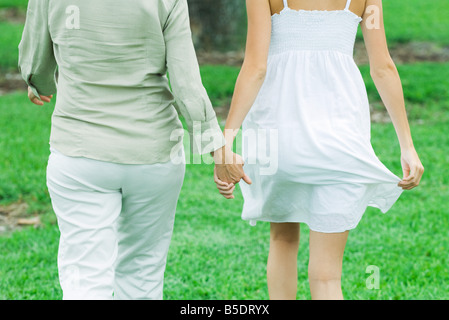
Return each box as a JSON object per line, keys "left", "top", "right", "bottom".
{"left": 0, "top": 0, "right": 448, "bottom": 300}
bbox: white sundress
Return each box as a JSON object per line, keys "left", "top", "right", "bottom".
{"left": 239, "top": 0, "right": 404, "bottom": 233}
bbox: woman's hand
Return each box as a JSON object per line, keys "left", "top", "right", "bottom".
{"left": 212, "top": 146, "right": 252, "bottom": 199}
{"left": 214, "top": 167, "right": 236, "bottom": 199}
{"left": 28, "top": 86, "right": 53, "bottom": 106}
{"left": 397, "top": 147, "right": 424, "bottom": 190}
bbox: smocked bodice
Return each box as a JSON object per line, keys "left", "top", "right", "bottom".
{"left": 269, "top": 8, "right": 362, "bottom": 57}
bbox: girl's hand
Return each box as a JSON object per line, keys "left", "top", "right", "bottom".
{"left": 397, "top": 147, "right": 424, "bottom": 190}
{"left": 28, "top": 87, "right": 53, "bottom": 106}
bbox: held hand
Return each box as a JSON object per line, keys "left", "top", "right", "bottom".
{"left": 28, "top": 87, "right": 53, "bottom": 106}
{"left": 213, "top": 147, "right": 252, "bottom": 185}
{"left": 212, "top": 147, "right": 252, "bottom": 199}
{"left": 397, "top": 147, "right": 424, "bottom": 190}
{"left": 214, "top": 167, "right": 236, "bottom": 199}
{"left": 215, "top": 157, "right": 252, "bottom": 186}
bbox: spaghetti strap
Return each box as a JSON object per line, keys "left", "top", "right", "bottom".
{"left": 344, "top": 0, "right": 352, "bottom": 11}
{"left": 283, "top": 0, "right": 289, "bottom": 9}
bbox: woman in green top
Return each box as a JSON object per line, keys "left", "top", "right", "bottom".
{"left": 19, "top": 0, "right": 247, "bottom": 299}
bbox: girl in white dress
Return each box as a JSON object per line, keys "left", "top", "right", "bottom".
{"left": 214, "top": 0, "right": 424, "bottom": 300}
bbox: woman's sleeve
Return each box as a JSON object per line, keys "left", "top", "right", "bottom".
{"left": 163, "top": 0, "right": 225, "bottom": 155}
{"left": 18, "top": 0, "right": 57, "bottom": 98}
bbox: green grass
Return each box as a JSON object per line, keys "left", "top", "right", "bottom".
{"left": 378, "top": 0, "right": 449, "bottom": 45}
{"left": 0, "top": 224, "right": 60, "bottom": 299}
{"left": 199, "top": 65, "right": 240, "bottom": 107}
{"left": 0, "top": 93, "right": 53, "bottom": 207}
{"left": 0, "top": 0, "right": 27, "bottom": 9}
{"left": 1, "top": 62, "right": 448, "bottom": 299}
{"left": 0, "top": 22, "right": 23, "bottom": 72}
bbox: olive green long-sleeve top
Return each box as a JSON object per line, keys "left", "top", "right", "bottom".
{"left": 18, "top": 0, "right": 225, "bottom": 164}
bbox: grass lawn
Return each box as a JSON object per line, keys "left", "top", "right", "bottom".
{"left": 1, "top": 61, "right": 448, "bottom": 299}
{"left": 0, "top": 0, "right": 27, "bottom": 9}
{"left": 0, "top": 0, "right": 448, "bottom": 301}
{"left": 356, "top": 0, "right": 449, "bottom": 45}
{"left": 0, "top": 22, "right": 23, "bottom": 72}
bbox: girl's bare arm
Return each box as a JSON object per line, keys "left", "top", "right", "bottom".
{"left": 213, "top": 0, "right": 272, "bottom": 197}
{"left": 361, "top": 0, "right": 424, "bottom": 189}
{"left": 222, "top": 0, "right": 272, "bottom": 147}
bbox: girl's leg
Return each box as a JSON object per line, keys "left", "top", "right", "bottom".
{"left": 308, "top": 230, "right": 349, "bottom": 300}
{"left": 113, "top": 160, "right": 185, "bottom": 300}
{"left": 267, "top": 222, "right": 300, "bottom": 300}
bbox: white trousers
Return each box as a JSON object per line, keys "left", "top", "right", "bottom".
{"left": 46, "top": 147, "right": 185, "bottom": 300}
